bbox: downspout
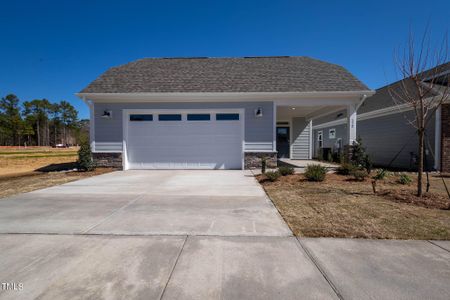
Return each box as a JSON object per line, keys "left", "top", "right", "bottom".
{"left": 356, "top": 94, "right": 368, "bottom": 110}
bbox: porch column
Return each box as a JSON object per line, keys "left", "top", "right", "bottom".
{"left": 347, "top": 103, "right": 357, "bottom": 145}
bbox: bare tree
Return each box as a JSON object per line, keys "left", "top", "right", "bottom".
{"left": 390, "top": 29, "right": 449, "bottom": 197}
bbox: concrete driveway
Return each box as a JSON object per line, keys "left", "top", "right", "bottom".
{"left": 0, "top": 170, "right": 291, "bottom": 236}
{"left": 0, "top": 170, "right": 449, "bottom": 299}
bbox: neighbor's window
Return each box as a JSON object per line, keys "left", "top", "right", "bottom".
{"left": 158, "top": 114, "right": 182, "bottom": 121}
{"left": 216, "top": 113, "right": 239, "bottom": 121}
{"left": 187, "top": 114, "right": 210, "bottom": 121}
{"left": 317, "top": 131, "right": 323, "bottom": 148}
{"left": 130, "top": 114, "right": 153, "bottom": 121}
{"left": 329, "top": 128, "right": 336, "bottom": 139}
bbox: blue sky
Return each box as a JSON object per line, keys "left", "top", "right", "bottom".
{"left": 1, "top": 0, "right": 449, "bottom": 119}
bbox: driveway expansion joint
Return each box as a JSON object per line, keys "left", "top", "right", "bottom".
{"left": 427, "top": 240, "right": 450, "bottom": 253}
{"left": 159, "top": 235, "right": 188, "bottom": 300}
{"left": 80, "top": 193, "right": 147, "bottom": 234}
{"left": 295, "top": 238, "right": 345, "bottom": 300}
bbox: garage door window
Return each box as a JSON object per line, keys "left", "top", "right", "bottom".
{"left": 216, "top": 113, "right": 239, "bottom": 121}
{"left": 130, "top": 114, "right": 153, "bottom": 121}
{"left": 159, "top": 114, "right": 182, "bottom": 121}
{"left": 187, "top": 114, "right": 210, "bottom": 121}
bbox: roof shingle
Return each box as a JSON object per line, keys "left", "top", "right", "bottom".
{"left": 80, "top": 56, "right": 370, "bottom": 93}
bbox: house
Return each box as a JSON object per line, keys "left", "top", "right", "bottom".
{"left": 77, "top": 56, "right": 373, "bottom": 170}
{"left": 312, "top": 62, "right": 450, "bottom": 172}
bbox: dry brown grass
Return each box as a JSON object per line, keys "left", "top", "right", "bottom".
{"left": 0, "top": 146, "right": 116, "bottom": 198}
{"left": 0, "top": 147, "right": 79, "bottom": 176}
{"left": 0, "top": 168, "right": 114, "bottom": 199}
{"left": 259, "top": 172, "right": 450, "bottom": 240}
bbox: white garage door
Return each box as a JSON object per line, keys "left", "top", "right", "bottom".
{"left": 125, "top": 110, "right": 243, "bottom": 169}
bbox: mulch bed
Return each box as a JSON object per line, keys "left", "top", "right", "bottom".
{"left": 378, "top": 189, "right": 450, "bottom": 210}
{"left": 258, "top": 172, "right": 450, "bottom": 210}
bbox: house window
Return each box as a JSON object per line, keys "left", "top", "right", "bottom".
{"left": 159, "top": 114, "right": 182, "bottom": 121}
{"left": 130, "top": 114, "right": 153, "bottom": 121}
{"left": 187, "top": 114, "right": 210, "bottom": 121}
{"left": 329, "top": 128, "right": 336, "bottom": 139}
{"left": 216, "top": 113, "right": 239, "bottom": 121}
{"left": 317, "top": 131, "right": 323, "bottom": 148}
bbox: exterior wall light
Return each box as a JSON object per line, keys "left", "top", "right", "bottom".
{"left": 101, "top": 110, "right": 112, "bottom": 119}
{"left": 255, "top": 107, "right": 263, "bottom": 117}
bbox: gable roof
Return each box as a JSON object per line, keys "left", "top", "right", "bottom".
{"left": 359, "top": 61, "right": 450, "bottom": 114}
{"left": 80, "top": 56, "right": 370, "bottom": 94}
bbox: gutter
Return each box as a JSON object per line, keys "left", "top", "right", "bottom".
{"left": 356, "top": 94, "right": 369, "bottom": 110}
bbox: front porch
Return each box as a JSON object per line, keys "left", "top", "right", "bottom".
{"left": 274, "top": 97, "right": 362, "bottom": 164}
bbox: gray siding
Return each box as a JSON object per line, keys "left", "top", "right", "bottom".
{"left": 93, "top": 101, "right": 274, "bottom": 151}
{"left": 313, "top": 124, "right": 347, "bottom": 157}
{"left": 291, "top": 117, "right": 311, "bottom": 159}
{"left": 357, "top": 111, "right": 435, "bottom": 170}
{"left": 313, "top": 110, "right": 436, "bottom": 170}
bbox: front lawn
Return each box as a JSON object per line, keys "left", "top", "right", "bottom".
{"left": 0, "top": 168, "right": 114, "bottom": 199}
{"left": 259, "top": 172, "right": 450, "bottom": 240}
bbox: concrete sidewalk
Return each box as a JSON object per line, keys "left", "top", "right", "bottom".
{"left": 0, "top": 235, "right": 448, "bottom": 299}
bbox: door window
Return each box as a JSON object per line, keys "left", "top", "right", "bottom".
{"left": 159, "top": 114, "right": 182, "bottom": 121}
{"left": 277, "top": 127, "right": 289, "bottom": 144}
{"left": 216, "top": 113, "right": 239, "bottom": 121}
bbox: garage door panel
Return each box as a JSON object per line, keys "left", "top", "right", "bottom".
{"left": 126, "top": 111, "right": 243, "bottom": 170}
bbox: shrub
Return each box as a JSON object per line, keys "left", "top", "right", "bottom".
{"left": 304, "top": 164, "right": 327, "bottom": 182}
{"left": 265, "top": 171, "right": 280, "bottom": 182}
{"left": 351, "top": 169, "right": 369, "bottom": 181}
{"left": 278, "top": 166, "right": 295, "bottom": 176}
{"left": 77, "top": 140, "right": 94, "bottom": 171}
{"left": 351, "top": 138, "right": 372, "bottom": 173}
{"left": 336, "top": 163, "right": 355, "bottom": 175}
{"left": 398, "top": 174, "right": 413, "bottom": 185}
{"left": 373, "top": 169, "right": 388, "bottom": 180}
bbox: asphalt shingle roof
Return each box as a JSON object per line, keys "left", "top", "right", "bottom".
{"left": 80, "top": 56, "right": 370, "bottom": 93}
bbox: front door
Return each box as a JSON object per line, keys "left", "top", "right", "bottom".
{"left": 276, "top": 126, "right": 290, "bottom": 158}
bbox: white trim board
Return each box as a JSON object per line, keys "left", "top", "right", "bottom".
{"left": 77, "top": 90, "right": 374, "bottom": 103}
{"left": 312, "top": 103, "right": 415, "bottom": 130}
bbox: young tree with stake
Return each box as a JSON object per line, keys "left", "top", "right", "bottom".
{"left": 390, "top": 30, "right": 449, "bottom": 197}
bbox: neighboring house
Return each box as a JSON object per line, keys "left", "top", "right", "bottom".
{"left": 77, "top": 56, "right": 373, "bottom": 170}
{"left": 312, "top": 62, "right": 450, "bottom": 172}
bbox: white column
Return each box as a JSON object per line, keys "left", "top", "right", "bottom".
{"left": 347, "top": 104, "right": 357, "bottom": 145}
{"left": 87, "top": 98, "right": 95, "bottom": 151}
{"left": 308, "top": 119, "right": 313, "bottom": 159}
{"left": 273, "top": 102, "right": 277, "bottom": 152}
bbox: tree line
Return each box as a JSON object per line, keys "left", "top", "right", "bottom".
{"left": 0, "top": 94, "right": 87, "bottom": 147}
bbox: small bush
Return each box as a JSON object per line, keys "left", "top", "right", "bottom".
{"left": 351, "top": 137, "right": 372, "bottom": 173}
{"left": 398, "top": 174, "right": 413, "bottom": 185}
{"left": 373, "top": 169, "right": 388, "bottom": 180}
{"left": 336, "top": 163, "right": 355, "bottom": 175}
{"left": 304, "top": 164, "right": 327, "bottom": 182}
{"left": 351, "top": 169, "right": 369, "bottom": 181}
{"left": 265, "top": 171, "right": 281, "bottom": 182}
{"left": 278, "top": 166, "right": 295, "bottom": 176}
{"left": 78, "top": 140, "right": 94, "bottom": 171}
